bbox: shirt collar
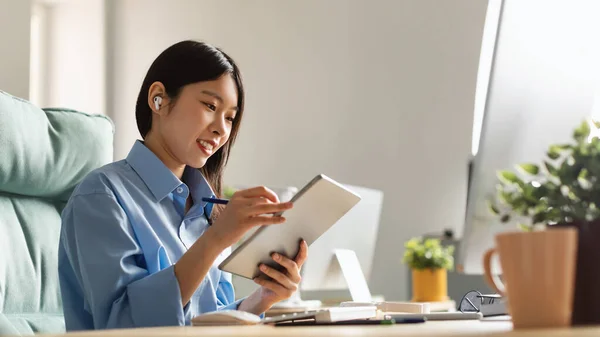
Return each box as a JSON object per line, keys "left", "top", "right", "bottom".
{"left": 126, "top": 140, "right": 217, "bottom": 208}
{"left": 126, "top": 140, "right": 182, "bottom": 201}
{"left": 183, "top": 165, "right": 216, "bottom": 212}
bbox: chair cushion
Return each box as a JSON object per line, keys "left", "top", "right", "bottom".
{"left": 0, "top": 197, "right": 64, "bottom": 314}
{"left": 0, "top": 90, "right": 114, "bottom": 200}
{"left": 0, "top": 90, "right": 114, "bottom": 335}
{"left": 0, "top": 313, "right": 65, "bottom": 335}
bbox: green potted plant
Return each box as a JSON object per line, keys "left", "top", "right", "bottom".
{"left": 402, "top": 237, "right": 454, "bottom": 302}
{"left": 223, "top": 185, "right": 237, "bottom": 199}
{"left": 489, "top": 119, "right": 600, "bottom": 325}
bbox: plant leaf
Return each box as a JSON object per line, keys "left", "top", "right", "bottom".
{"left": 531, "top": 183, "right": 549, "bottom": 199}
{"left": 550, "top": 144, "right": 567, "bottom": 153}
{"left": 578, "top": 168, "right": 589, "bottom": 179}
{"left": 555, "top": 143, "right": 572, "bottom": 150}
{"left": 516, "top": 163, "right": 540, "bottom": 175}
{"left": 547, "top": 148, "right": 561, "bottom": 160}
{"left": 498, "top": 190, "right": 514, "bottom": 204}
{"left": 532, "top": 211, "right": 547, "bottom": 224}
{"left": 497, "top": 170, "right": 520, "bottom": 184}
{"left": 558, "top": 158, "right": 579, "bottom": 185}
{"left": 518, "top": 223, "right": 533, "bottom": 232}
{"left": 544, "top": 161, "right": 559, "bottom": 176}
{"left": 574, "top": 120, "right": 591, "bottom": 141}
{"left": 487, "top": 200, "right": 500, "bottom": 215}
{"left": 577, "top": 168, "right": 592, "bottom": 190}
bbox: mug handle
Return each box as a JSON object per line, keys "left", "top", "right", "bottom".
{"left": 483, "top": 248, "right": 506, "bottom": 296}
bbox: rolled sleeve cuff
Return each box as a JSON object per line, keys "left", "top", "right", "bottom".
{"left": 127, "top": 265, "right": 186, "bottom": 327}
{"left": 219, "top": 298, "right": 244, "bottom": 311}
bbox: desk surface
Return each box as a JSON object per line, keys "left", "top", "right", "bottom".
{"left": 39, "top": 320, "right": 600, "bottom": 337}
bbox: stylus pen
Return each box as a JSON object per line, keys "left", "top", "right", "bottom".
{"left": 202, "top": 197, "right": 229, "bottom": 205}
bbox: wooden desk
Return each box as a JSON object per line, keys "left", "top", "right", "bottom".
{"left": 38, "top": 320, "right": 600, "bottom": 337}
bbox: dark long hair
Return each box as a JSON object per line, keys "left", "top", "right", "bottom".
{"left": 135, "top": 40, "right": 244, "bottom": 198}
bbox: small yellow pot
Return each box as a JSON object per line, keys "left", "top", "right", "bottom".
{"left": 411, "top": 268, "right": 449, "bottom": 302}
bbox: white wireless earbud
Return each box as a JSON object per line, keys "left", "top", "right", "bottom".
{"left": 153, "top": 96, "right": 162, "bottom": 110}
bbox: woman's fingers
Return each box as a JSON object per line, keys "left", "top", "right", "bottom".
{"left": 294, "top": 239, "right": 309, "bottom": 268}
{"left": 235, "top": 186, "right": 280, "bottom": 203}
{"left": 271, "top": 253, "right": 301, "bottom": 284}
{"left": 243, "top": 197, "right": 271, "bottom": 208}
{"left": 246, "top": 215, "right": 286, "bottom": 226}
{"left": 247, "top": 202, "right": 293, "bottom": 216}
{"left": 254, "top": 276, "right": 295, "bottom": 298}
{"left": 259, "top": 264, "right": 297, "bottom": 290}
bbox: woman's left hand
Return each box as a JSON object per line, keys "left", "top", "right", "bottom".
{"left": 254, "top": 239, "right": 308, "bottom": 307}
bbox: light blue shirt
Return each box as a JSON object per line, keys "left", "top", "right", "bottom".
{"left": 58, "top": 140, "right": 242, "bottom": 331}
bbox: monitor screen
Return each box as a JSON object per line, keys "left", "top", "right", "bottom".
{"left": 458, "top": 0, "right": 600, "bottom": 274}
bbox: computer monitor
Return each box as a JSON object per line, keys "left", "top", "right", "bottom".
{"left": 299, "top": 184, "right": 383, "bottom": 302}
{"left": 458, "top": 0, "right": 600, "bottom": 275}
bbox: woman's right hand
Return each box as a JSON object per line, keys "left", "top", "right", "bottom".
{"left": 209, "top": 186, "right": 293, "bottom": 249}
{"left": 176, "top": 186, "right": 292, "bottom": 306}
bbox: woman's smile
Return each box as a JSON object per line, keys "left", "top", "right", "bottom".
{"left": 197, "top": 139, "right": 215, "bottom": 156}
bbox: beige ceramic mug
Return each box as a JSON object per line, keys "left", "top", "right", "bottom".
{"left": 482, "top": 228, "right": 578, "bottom": 329}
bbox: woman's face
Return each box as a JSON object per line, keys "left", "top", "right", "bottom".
{"left": 155, "top": 74, "right": 239, "bottom": 169}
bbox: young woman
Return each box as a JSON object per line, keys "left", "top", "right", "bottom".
{"left": 58, "top": 40, "right": 307, "bottom": 330}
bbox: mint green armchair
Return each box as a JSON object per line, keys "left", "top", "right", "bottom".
{"left": 0, "top": 91, "right": 114, "bottom": 335}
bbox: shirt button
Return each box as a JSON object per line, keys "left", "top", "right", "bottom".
{"left": 176, "top": 187, "right": 184, "bottom": 194}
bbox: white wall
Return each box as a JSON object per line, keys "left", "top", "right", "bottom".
{"left": 44, "top": 0, "right": 105, "bottom": 114}
{"left": 106, "top": 0, "right": 487, "bottom": 301}
{"left": 0, "top": 0, "right": 31, "bottom": 99}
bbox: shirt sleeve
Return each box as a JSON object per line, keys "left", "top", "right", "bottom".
{"left": 60, "top": 192, "right": 188, "bottom": 329}
{"left": 216, "top": 272, "right": 264, "bottom": 318}
{"left": 215, "top": 272, "right": 242, "bottom": 311}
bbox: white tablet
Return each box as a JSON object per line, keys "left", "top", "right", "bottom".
{"left": 218, "top": 174, "right": 361, "bottom": 280}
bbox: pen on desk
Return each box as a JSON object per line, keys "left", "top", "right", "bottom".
{"left": 332, "top": 319, "right": 397, "bottom": 325}
{"left": 202, "top": 197, "right": 229, "bottom": 205}
{"left": 274, "top": 319, "right": 396, "bottom": 326}
{"left": 384, "top": 315, "right": 427, "bottom": 324}
{"left": 393, "top": 317, "right": 426, "bottom": 324}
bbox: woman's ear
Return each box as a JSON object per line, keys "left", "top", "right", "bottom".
{"left": 148, "top": 81, "right": 168, "bottom": 115}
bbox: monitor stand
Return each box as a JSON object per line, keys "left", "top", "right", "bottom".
{"left": 269, "top": 291, "right": 323, "bottom": 310}
{"left": 269, "top": 263, "right": 322, "bottom": 311}
{"left": 270, "top": 249, "right": 370, "bottom": 311}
